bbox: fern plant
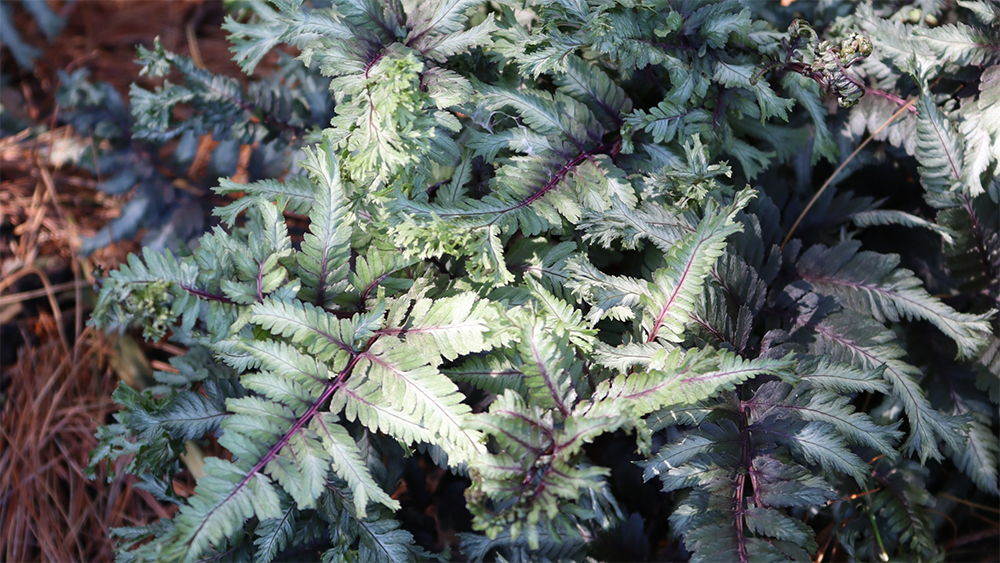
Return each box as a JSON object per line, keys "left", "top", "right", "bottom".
{"left": 52, "top": 7, "right": 335, "bottom": 255}
{"left": 89, "top": 0, "right": 999, "bottom": 561}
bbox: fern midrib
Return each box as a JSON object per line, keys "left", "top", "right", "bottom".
{"left": 690, "top": 313, "right": 730, "bottom": 348}
{"left": 554, "top": 419, "right": 619, "bottom": 451}
{"left": 181, "top": 352, "right": 365, "bottom": 560}
{"left": 922, "top": 30, "right": 1000, "bottom": 54}
{"left": 617, "top": 369, "right": 694, "bottom": 402}
{"left": 177, "top": 283, "right": 236, "bottom": 304}
{"left": 657, "top": 436, "right": 739, "bottom": 469}
{"left": 406, "top": 1, "right": 464, "bottom": 48}
{"left": 155, "top": 412, "right": 228, "bottom": 427}
{"left": 337, "top": 384, "right": 427, "bottom": 430}
{"left": 560, "top": 70, "right": 625, "bottom": 127}
{"left": 357, "top": 271, "right": 394, "bottom": 310}
{"left": 752, "top": 425, "right": 862, "bottom": 472}
{"left": 397, "top": 141, "right": 614, "bottom": 224}
{"left": 486, "top": 89, "right": 587, "bottom": 149}
{"left": 647, "top": 249, "right": 700, "bottom": 343}
{"left": 813, "top": 323, "right": 930, "bottom": 425}
{"left": 254, "top": 307, "right": 354, "bottom": 353}
{"left": 313, "top": 218, "right": 343, "bottom": 307}
{"left": 478, "top": 417, "right": 547, "bottom": 452}
{"left": 515, "top": 263, "right": 571, "bottom": 283}
{"left": 375, "top": 320, "right": 482, "bottom": 337}
{"left": 528, "top": 335, "right": 570, "bottom": 417}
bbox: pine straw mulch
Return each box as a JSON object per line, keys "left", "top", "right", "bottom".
{"left": 1, "top": 1, "right": 239, "bottom": 560}
{"left": 0, "top": 325, "right": 173, "bottom": 562}
{"left": 0, "top": 119, "right": 162, "bottom": 561}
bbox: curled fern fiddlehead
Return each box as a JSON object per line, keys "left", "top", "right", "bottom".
{"left": 781, "top": 20, "right": 872, "bottom": 107}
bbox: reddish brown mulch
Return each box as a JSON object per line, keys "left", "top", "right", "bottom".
{"left": 1, "top": 2, "right": 240, "bottom": 560}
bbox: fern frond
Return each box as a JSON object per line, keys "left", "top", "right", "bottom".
{"left": 249, "top": 298, "right": 359, "bottom": 363}
{"left": 468, "top": 391, "right": 624, "bottom": 549}
{"left": 252, "top": 502, "right": 297, "bottom": 563}
{"left": 331, "top": 376, "right": 438, "bottom": 447}
{"left": 87, "top": 2, "right": 1000, "bottom": 560}
{"left": 311, "top": 414, "right": 401, "bottom": 516}
{"left": 848, "top": 209, "right": 956, "bottom": 243}
{"left": 960, "top": 0, "right": 1000, "bottom": 26}
{"left": 297, "top": 140, "right": 353, "bottom": 308}
{"left": 915, "top": 89, "right": 968, "bottom": 198}
{"left": 917, "top": 22, "right": 1000, "bottom": 67}
{"left": 378, "top": 292, "right": 498, "bottom": 362}
{"left": 356, "top": 338, "right": 485, "bottom": 464}
{"left": 553, "top": 55, "right": 632, "bottom": 130}
{"left": 798, "top": 241, "right": 994, "bottom": 358}
{"left": 410, "top": 3, "right": 496, "bottom": 61}
{"left": 168, "top": 458, "right": 282, "bottom": 562}
{"left": 515, "top": 322, "right": 580, "bottom": 417}
{"left": 563, "top": 254, "right": 648, "bottom": 324}
{"left": 713, "top": 61, "right": 795, "bottom": 123}
{"left": 593, "top": 347, "right": 795, "bottom": 417}
{"left": 580, "top": 198, "right": 695, "bottom": 254}
{"left": 812, "top": 312, "right": 967, "bottom": 462}
{"left": 796, "top": 357, "right": 890, "bottom": 394}
{"left": 445, "top": 352, "right": 525, "bottom": 394}
{"left": 214, "top": 176, "right": 317, "bottom": 227}
{"left": 745, "top": 381, "right": 902, "bottom": 456}
{"left": 642, "top": 189, "right": 753, "bottom": 343}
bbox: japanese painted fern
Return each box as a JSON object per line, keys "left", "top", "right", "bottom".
{"left": 89, "top": 0, "right": 999, "bottom": 561}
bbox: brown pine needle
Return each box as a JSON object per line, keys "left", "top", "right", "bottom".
{"left": 0, "top": 280, "right": 92, "bottom": 307}
{"left": 940, "top": 493, "right": 1000, "bottom": 514}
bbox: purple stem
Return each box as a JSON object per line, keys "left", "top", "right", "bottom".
{"left": 256, "top": 262, "right": 265, "bottom": 303}
{"left": 179, "top": 345, "right": 370, "bottom": 559}
{"left": 180, "top": 284, "right": 233, "bottom": 304}
{"left": 867, "top": 89, "right": 919, "bottom": 114}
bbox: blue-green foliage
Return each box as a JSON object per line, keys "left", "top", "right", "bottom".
{"left": 51, "top": 25, "right": 334, "bottom": 256}
{"left": 0, "top": 0, "right": 68, "bottom": 68}
{"left": 88, "top": 1, "right": 998, "bottom": 562}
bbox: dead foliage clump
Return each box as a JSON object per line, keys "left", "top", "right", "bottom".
{"left": 4, "top": 0, "right": 242, "bottom": 117}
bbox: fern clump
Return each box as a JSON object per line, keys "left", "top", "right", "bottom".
{"left": 89, "top": 1, "right": 999, "bottom": 561}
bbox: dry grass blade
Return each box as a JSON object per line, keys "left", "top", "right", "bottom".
{"left": 0, "top": 280, "right": 91, "bottom": 307}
